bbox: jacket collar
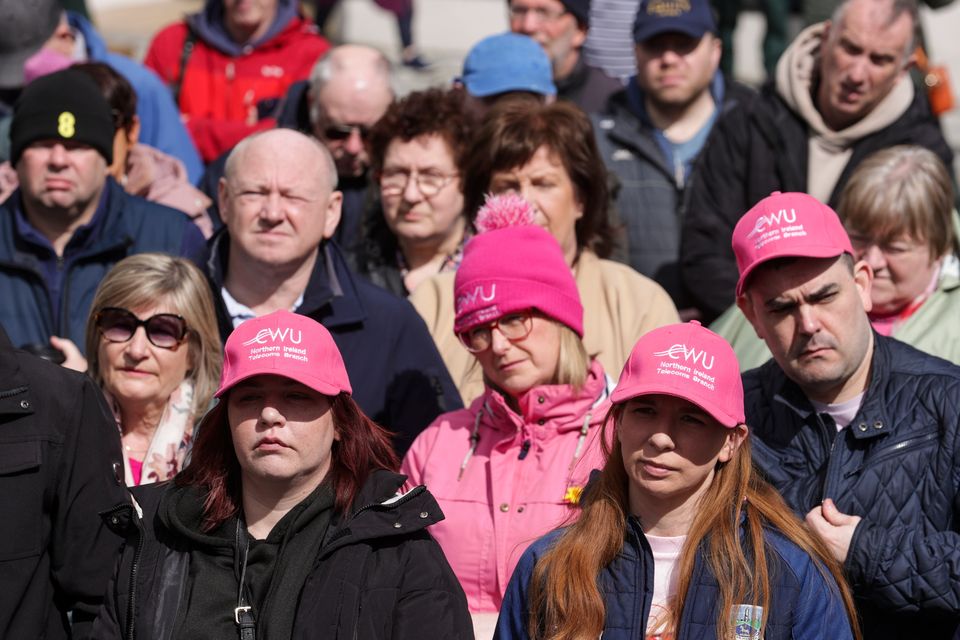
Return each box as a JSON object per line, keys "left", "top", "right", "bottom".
{"left": 555, "top": 55, "right": 588, "bottom": 96}
{"left": 207, "top": 231, "right": 367, "bottom": 336}
{"left": 0, "top": 178, "right": 134, "bottom": 259}
{"left": 187, "top": 0, "right": 302, "bottom": 57}
{"left": 319, "top": 470, "right": 442, "bottom": 558}
{"left": 767, "top": 331, "right": 892, "bottom": 441}
{"left": 478, "top": 359, "right": 612, "bottom": 436}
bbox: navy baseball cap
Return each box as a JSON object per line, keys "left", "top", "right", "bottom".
{"left": 458, "top": 33, "right": 557, "bottom": 98}
{"left": 633, "top": 0, "right": 717, "bottom": 43}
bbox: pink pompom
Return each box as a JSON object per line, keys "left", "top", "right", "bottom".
{"left": 474, "top": 193, "right": 536, "bottom": 234}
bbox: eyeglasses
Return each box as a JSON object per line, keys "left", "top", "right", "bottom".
{"left": 379, "top": 168, "right": 459, "bottom": 198}
{"left": 458, "top": 310, "right": 535, "bottom": 353}
{"left": 508, "top": 4, "right": 568, "bottom": 22}
{"left": 322, "top": 122, "right": 372, "bottom": 142}
{"left": 95, "top": 307, "right": 189, "bottom": 349}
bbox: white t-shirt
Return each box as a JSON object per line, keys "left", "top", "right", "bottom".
{"left": 810, "top": 392, "right": 865, "bottom": 430}
{"left": 645, "top": 533, "right": 686, "bottom": 639}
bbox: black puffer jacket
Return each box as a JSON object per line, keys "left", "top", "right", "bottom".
{"left": 680, "top": 82, "right": 953, "bottom": 322}
{"left": 92, "top": 470, "right": 473, "bottom": 640}
{"left": 0, "top": 326, "right": 126, "bottom": 640}
{"left": 744, "top": 334, "right": 960, "bottom": 639}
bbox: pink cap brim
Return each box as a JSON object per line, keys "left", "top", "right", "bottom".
{"left": 735, "top": 245, "right": 849, "bottom": 297}
{"left": 215, "top": 368, "right": 346, "bottom": 398}
{"left": 610, "top": 382, "right": 743, "bottom": 428}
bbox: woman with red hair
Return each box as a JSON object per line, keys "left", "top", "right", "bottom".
{"left": 92, "top": 310, "right": 472, "bottom": 639}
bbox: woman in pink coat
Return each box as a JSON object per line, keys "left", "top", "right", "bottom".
{"left": 401, "top": 196, "right": 613, "bottom": 622}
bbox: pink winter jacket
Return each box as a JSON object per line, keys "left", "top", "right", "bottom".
{"left": 401, "top": 360, "right": 613, "bottom": 613}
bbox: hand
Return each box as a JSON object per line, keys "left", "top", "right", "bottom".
{"left": 805, "top": 498, "right": 862, "bottom": 563}
{"left": 49, "top": 336, "right": 88, "bottom": 372}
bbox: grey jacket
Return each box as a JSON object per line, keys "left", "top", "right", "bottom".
{"left": 591, "top": 76, "right": 756, "bottom": 307}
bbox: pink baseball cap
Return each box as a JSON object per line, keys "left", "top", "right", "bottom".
{"left": 215, "top": 310, "right": 352, "bottom": 398}
{"left": 732, "top": 191, "right": 853, "bottom": 297}
{"left": 611, "top": 321, "right": 744, "bottom": 427}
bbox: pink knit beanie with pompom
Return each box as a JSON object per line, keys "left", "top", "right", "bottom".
{"left": 453, "top": 193, "right": 584, "bottom": 337}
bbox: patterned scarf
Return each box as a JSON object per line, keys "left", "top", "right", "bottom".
{"left": 105, "top": 379, "right": 197, "bottom": 486}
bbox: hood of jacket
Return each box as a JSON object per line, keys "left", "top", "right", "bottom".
{"left": 66, "top": 11, "right": 108, "bottom": 60}
{"left": 774, "top": 22, "right": 914, "bottom": 149}
{"left": 473, "top": 359, "right": 613, "bottom": 439}
{"left": 188, "top": 0, "right": 301, "bottom": 56}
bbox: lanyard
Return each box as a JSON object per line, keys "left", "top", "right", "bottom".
{"left": 234, "top": 520, "right": 256, "bottom": 640}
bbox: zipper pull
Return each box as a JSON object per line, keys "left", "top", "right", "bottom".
{"left": 518, "top": 439, "right": 531, "bottom": 460}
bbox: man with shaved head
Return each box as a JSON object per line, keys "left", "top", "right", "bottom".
{"left": 208, "top": 129, "right": 461, "bottom": 453}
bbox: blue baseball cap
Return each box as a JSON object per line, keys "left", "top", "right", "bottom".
{"left": 632, "top": 0, "right": 717, "bottom": 43}
{"left": 458, "top": 33, "right": 557, "bottom": 98}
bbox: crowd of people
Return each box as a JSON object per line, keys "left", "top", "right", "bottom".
{"left": 0, "top": 0, "right": 958, "bottom": 638}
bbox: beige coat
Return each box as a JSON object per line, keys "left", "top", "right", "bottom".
{"left": 410, "top": 249, "right": 679, "bottom": 404}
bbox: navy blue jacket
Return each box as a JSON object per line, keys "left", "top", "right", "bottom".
{"left": 496, "top": 518, "right": 853, "bottom": 639}
{"left": 0, "top": 178, "right": 207, "bottom": 352}
{"left": 206, "top": 232, "right": 462, "bottom": 454}
{"left": 745, "top": 334, "right": 960, "bottom": 639}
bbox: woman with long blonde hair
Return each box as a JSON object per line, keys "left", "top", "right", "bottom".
{"left": 496, "top": 321, "right": 860, "bottom": 640}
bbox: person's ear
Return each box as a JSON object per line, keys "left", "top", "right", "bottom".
{"left": 572, "top": 23, "right": 587, "bottom": 49}
{"left": 709, "top": 34, "right": 722, "bottom": 72}
{"left": 322, "top": 190, "right": 343, "bottom": 240}
{"left": 127, "top": 115, "right": 141, "bottom": 146}
{"left": 718, "top": 423, "right": 748, "bottom": 463}
{"left": 736, "top": 293, "right": 764, "bottom": 340}
{"left": 217, "top": 177, "right": 232, "bottom": 226}
{"left": 852, "top": 258, "right": 873, "bottom": 313}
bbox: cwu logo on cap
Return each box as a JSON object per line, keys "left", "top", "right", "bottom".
{"left": 653, "top": 343, "right": 715, "bottom": 369}
{"left": 242, "top": 326, "right": 303, "bottom": 346}
{"left": 745, "top": 208, "right": 797, "bottom": 240}
{"left": 57, "top": 112, "right": 76, "bottom": 138}
{"left": 646, "top": 0, "right": 692, "bottom": 17}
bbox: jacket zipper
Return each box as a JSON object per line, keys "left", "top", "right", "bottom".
{"left": 843, "top": 431, "right": 939, "bottom": 479}
{"left": 350, "top": 484, "right": 426, "bottom": 518}
{"left": 98, "top": 501, "right": 146, "bottom": 640}
{"left": 325, "top": 485, "right": 429, "bottom": 547}
{"left": 0, "top": 385, "right": 27, "bottom": 400}
{"left": 818, "top": 413, "right": 846, "bottom": 498}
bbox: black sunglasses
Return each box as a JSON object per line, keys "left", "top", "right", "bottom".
{"left": 95, "top": 307, "right": 189, "bottom": 349}
{"left": 322, "top": 122, "right": 372, "bottom": 142}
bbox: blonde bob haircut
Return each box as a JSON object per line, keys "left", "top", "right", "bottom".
{"left": 84, "top": 253, "right": 222, "bottom": 416}
{"left": 838, "top": 145, "right": 956, "bottom": 260}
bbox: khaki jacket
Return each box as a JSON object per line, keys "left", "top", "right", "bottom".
{"left": 410, "top": 249, "right": 679, "bottom": 404}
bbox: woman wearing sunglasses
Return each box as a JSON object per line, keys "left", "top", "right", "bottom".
{"left": 356, "top": 88, "right": 472, "bottom": 297}
{"left": 401, "top": 204, "right": 613, "bottom": 634}
{"left": 83, "top": 253, "right": 221, "bottom": 486}
{"left": 92, "top": 310, "right": 472, "bottom": 639}
{"left": 496, "top": 321, "right": 860, "bottom": 640}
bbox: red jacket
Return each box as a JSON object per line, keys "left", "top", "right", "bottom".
{"left": 144, "top": 15, "right": 329, "bottom": 162}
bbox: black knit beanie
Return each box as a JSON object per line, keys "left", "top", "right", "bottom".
{"left": 10, "top": 68, "right": 115, "bottom": 165}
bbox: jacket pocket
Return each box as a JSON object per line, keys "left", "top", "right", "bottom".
{"left": 844, "top": 431, "right": 940, "bottom": 480}
{"left": 866, "top": 431, "right": 939, "bottom": 467}
{"left": 0, "top": 439, "right": 43, "bottom": 560}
